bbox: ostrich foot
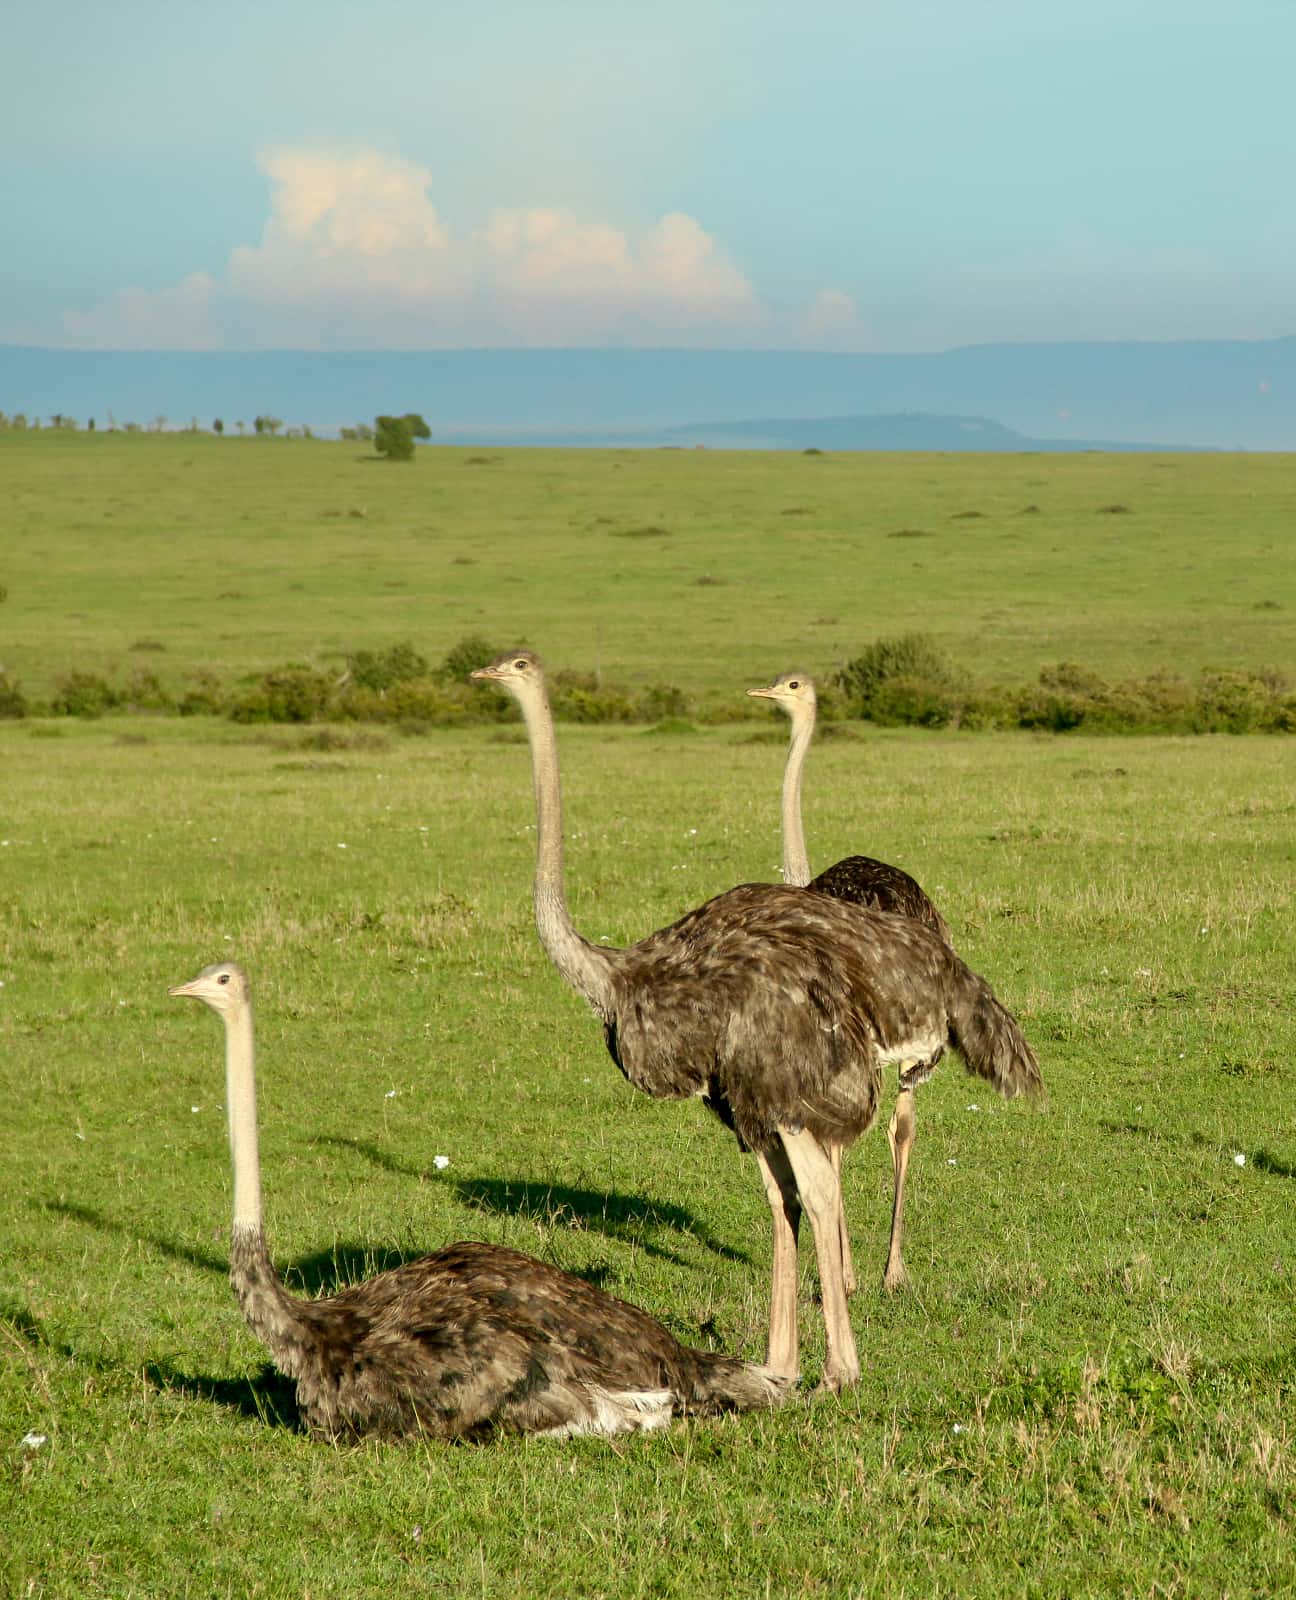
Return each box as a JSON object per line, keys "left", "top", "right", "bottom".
{"left": 816, "top": 1356, "right": 861, "bottom": 1395}
{"left": 882, "top": 1259, "right": 911, "bottom": 1294}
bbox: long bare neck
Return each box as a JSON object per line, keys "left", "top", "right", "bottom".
{"left": 781, "top": 705, "right": 814, "bottom": 887}
{"left": 224, "top": 1006, "right": 264, "bottom": 1235}
{"left": 518, "top": 685, "right": 616, "bottom": 1015}
{"left": 223, "top": 1007, "right": 305, "bottom": 1358}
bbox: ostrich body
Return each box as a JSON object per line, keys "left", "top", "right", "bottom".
{"left": 473, "top": 651, "right": 1041, "bottom": 1390}
{"left": 168, "top": 962, "right": 789, "bottom": 1440}
{"left": 748, "top": 670, "right": 957, "bottom": 1293}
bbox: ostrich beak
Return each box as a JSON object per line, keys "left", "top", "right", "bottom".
{"left": 746, "top": 685, "right": 777, "bottom": 700}
{"left": 470, "top": 666, "right": 502, "bottom": 682}
{"left": 168, "top": 978, "right": 204, "bottom": 998}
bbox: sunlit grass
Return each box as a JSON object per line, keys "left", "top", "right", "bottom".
{"left": 1, "top": 433, "right": 1294, "bottom": 702}
{"left": 2, "top": 718, "right": 1293, "bottom": 1596}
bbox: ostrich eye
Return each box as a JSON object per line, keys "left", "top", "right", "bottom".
{"left": 514, "top": 659, "right": 527, "bottom": 670}
{"left": 788, "top": 680, "right": 800, "bottom": 690}
{"left": 218, "top": 973, "right": 230, "bottom": 985}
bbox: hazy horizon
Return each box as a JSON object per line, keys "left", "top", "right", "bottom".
{"left": 4, "top": 337, "right": 1292, "bottom": 449}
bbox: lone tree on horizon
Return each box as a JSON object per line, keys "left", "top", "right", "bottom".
{"left": 374, "top": 412, "right": 431, "bottom": 461}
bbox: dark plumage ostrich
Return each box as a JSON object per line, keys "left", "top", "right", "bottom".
{"left": 748, "top": 670, "right": 956, "bottom": 1294}
{"left": 168, "top": 962, "right": 789, "bottom": 1440}
{"left": 472, "top": 651, "right": 1041, "bottom": 1390}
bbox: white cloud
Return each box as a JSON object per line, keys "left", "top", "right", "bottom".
{"left": 801, "top": 288, "right": 875, "bottom": 350}
{"left": 54, "top": 146, "right": 848, "bottom": 350}
{"left": 61, "top": 272, "right": 218, "bottom": 350}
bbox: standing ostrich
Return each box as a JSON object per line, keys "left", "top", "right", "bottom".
{"left": 472, "top": 651, "right": 1041, "bottom": 1390}
{"left": 748, "top": 670, "right": 954, "bottom": 1294}
{"left": 168, "top": 961, "right": 789, "bottom": 1439}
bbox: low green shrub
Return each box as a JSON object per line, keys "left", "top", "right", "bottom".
{"left": 638, "top": 683, "right": 691, "bottom": 721}
{"left": 178, "top": 671, "right": 226, "bottom": 717}
{"left": 347, "top": 642, "right": 430, "bottom": 692}
{"left": 0, "top": 671, "right": 26, "bottom": 719}
{"left": 549, "top": 671, "right": 638, "bottom": 724}
{"left": 51, "top": 671, "right": 119, "bottom": 719}
{"left": 440, "top": 634, "right": 497, "bottom": 684}
{"left": 121, "top": 667, "right": 173, "bottom": 712}
{"left": 337, "top": 677, "right": 480, "bottom": 726}
{"left": 229, "top": 666, "right": 335, "bottom": 724}
{"left": 835, "top": 634, "right": 958, "bottom": 720}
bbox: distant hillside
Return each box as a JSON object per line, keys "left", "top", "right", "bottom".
{"left": 2, "top": 336, "right": 1292, "bottom": 448}
{"left": 431, "top": 413, "right": 1204, "bottom": 452}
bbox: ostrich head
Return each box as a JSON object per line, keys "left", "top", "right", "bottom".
{"left": 747, "top": 672, "right": 817, "bottom": 719}
{"left": 470, "top": 649, "right": 546, "bottom": 705}
{"left": 169, "top": 961, "right": 250, "bottom": 1016}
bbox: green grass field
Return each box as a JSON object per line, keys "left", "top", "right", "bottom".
{"left": 1, "top": 433, "right": 1294, "bottom": 702}
{"left": 2, "top": 438, "right": 1294, "bottom": 1596}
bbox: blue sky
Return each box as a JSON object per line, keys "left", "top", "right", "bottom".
{"left": 3, "top": 0, "right": 1292, "bottom": 351}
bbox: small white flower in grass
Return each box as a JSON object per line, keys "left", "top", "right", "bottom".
{"left": 1199, "top": 927, "right": 1209, "bottom": 936}
{"left": 337, "top": 843, "right": 348, "bottom": 850}
{"left": 1135, "top": 968, "right": 1152, "bottom": 978}
{"left": 118, "top": 999, "right": 127, "bottom": 1007}
{"left": 966, "top": 1104, "right": 981, "bottom": 1112}
{"left": 20, "top": 1432, "right": 47, "bottom": 1450}
{"left": 1234, "top": 1153, "right": 1246, "bottom": 1168}
{"left": 0, "top": 840, "right": 9, "bottom": 847}
{"left": 419, "top": 826, "right": 429, "bottom": 833}
{"left": 433, "top": 1155, "right": 449, "bottom": 1170}
{"left": 411, "top": 1526, "right": 423, "bottom": 1543}
{"left": 385, "top": 1089, "right": 397, "bottom": 1099}
{"left": 210, "top": 837, "right": 218, "bottom": 843}
{"left": 688, "top": 828, "right": 698, "bottom": 835}
{"left": 191, "top": 1105, "right": 201, "bottom": 1114}
{"left": 952, "top": 1423, "right": 966, "bottom": 1435}
{"left": 947, "top": 1158, "right": 957, "bottom": 1166}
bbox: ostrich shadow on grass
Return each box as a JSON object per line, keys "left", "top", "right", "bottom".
{"left": 315, "top": 1136, "right": 752, "bottom": 1268}
{"left": 144, "top": 1358, "right": 303, "bottom": 1431}
{"left": 40, "top": 1198, "right": 419, "bottom": 1297}
{"left": 0, "top": 1290, "right": 303, "bottom": 1433}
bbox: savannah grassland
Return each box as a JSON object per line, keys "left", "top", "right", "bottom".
{"left": 1, "top": 433, "right": 1294, "bottom": 1598}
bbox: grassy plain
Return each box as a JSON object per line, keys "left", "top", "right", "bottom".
{"left": 3, "top": 717, "right": 1294, "bottom": 1597}
{"left": 1, "top": 432, "right": 1294, "bottom": 701}
{"left": 2, "top": 437, "right": 1295, "bottom": 1596}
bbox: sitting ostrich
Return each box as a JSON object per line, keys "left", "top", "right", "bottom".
{"left": 748, "top": 670, "right": 955, "bottom": 1294}
{"left": 168, "top": 961, "right": 790, "bottom": 1440}
{"left": 472, "top": 651, "right": 1041, "bottom": 1390}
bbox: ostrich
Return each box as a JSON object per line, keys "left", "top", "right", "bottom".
{"left": 471, "top": 651, "right": 1041, "bottom": 1390}
{"left": 747, "top": 670, "right": 954, "bottom": 1294}
{"left": 168, "top": 961, "right": 790, "bottom": 1440}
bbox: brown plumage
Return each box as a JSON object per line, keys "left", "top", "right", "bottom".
{"left": 168, "top": 962, "right": 789, "bottom": 1441}
{"left": 748, "top": 670, "right": 991, "bottom": 1294}
{"left": 473, "top": 651, "right": 1042, "bottom": 1390}
{"left": 809, "top": 855, "right": 950, "bottom": 943}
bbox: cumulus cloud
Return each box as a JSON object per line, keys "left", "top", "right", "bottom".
{"left": 55, "top": 146, "right": 846, "bottom": 349}
{"left": 801, "top": 288, "right": 875, "bottom": 350}
{"left": 61, "top": 271, "right": 218, "bottom": 350}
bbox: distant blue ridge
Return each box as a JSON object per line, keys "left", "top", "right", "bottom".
{"left": 2, "top": 337, "right": 1291, "bottom": 449}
